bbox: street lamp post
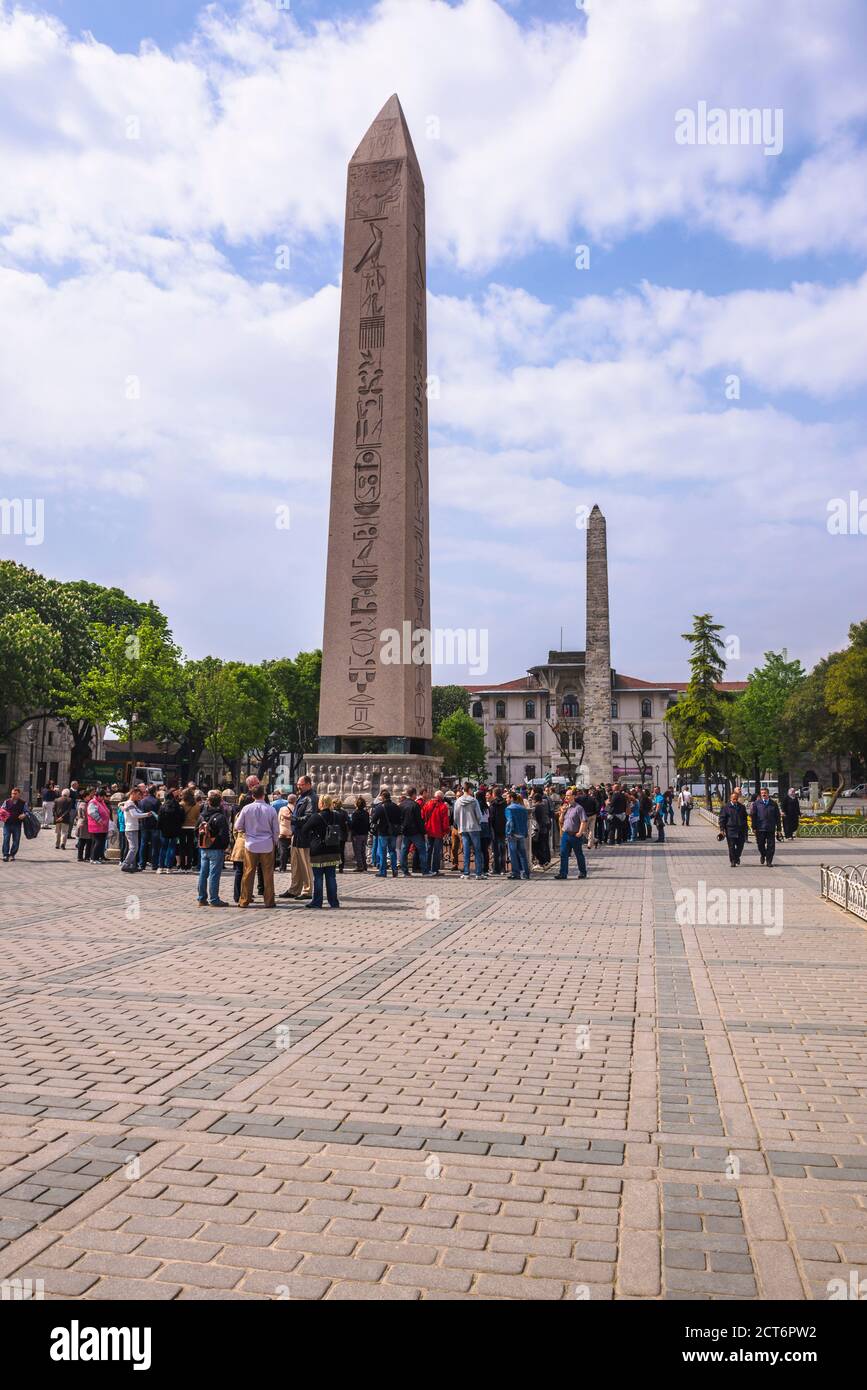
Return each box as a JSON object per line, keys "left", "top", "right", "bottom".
{"left": 26, "top": 723, "right": 36, "bottom": 807}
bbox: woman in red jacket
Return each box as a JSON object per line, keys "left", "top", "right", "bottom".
{"left": 422, "top": 789, "right": 450, "bottom": 877}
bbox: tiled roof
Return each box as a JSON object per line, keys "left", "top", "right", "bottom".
{"left": 464, "top": 675, "right": 748, "bottom": 695}
{"left": 464, "top": 677, "right": 543, "bottom": 694}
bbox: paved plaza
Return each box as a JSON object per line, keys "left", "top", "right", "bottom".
{"left": 0, "top": 823, "right": 865, "bottom": 1301}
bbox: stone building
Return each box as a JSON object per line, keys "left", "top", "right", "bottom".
{"left": 466, "top": 661, "right": 748, "bottom": 787}
{"left": 0, "top": 714, "right": 77, "bottom": 800}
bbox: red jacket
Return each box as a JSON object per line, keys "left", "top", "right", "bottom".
{"left": 422, "top": 798, "right": 450, "bottom": 838}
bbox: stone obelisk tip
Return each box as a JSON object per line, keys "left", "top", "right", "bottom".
{"left": 351, "top": 94, "right": 421, "bottom": 169}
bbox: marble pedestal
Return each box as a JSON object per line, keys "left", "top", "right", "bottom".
{"left": 303, "top": 753, "right": 442, "bottom": 807}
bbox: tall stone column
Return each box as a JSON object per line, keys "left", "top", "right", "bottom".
{"left": 584, "top": 505, "right": 614, "bottom": 784}
{"left": 317, "top": 94, "right": 431, "bottom": 753}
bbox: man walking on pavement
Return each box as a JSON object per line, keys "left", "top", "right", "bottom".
{"left": 718, "top": 787, "right": 748, "bottom": 866}
{"left": 750, "top": 786, "right": 781, "bottom": 866}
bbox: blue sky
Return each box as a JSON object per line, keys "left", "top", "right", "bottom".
{"left": 1, "top": 0, "right": 866, "bottom": 684}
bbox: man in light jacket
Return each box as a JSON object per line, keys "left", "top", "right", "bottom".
{"left": 120, "top": 787, "right": 147, "bottom": 872}
{"left": 453, "top": 784, "right": 484, "bottom": 879}
{"left": 235, "top": 785, "right": 280, "bottom": 907}
{"left": 556, "top": 797, "right": 588, "bottom": 880}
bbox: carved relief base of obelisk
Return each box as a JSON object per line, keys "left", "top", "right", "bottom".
{"left": 303, "top": 753, "right": 442, "bottom": 807}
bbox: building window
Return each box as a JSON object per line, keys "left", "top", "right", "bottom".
{"left": 641, "top": 698, "right": 652, "bottom": 718}
{"left": 611, "top": 700, "right": 618, "bottom": 718}
{"left": 562, "top": 693, "right": 579, "bottom": 717}
{"left": 495, "top": 699, "right": 506, "bottom": 719}
{"left": 641, "top": 730, "right": 653, "bottom": 752}
{"left": 0, "top": 753, "right": 6, "bottom": 785}
{"left": 571, "top": 731, "right": 582, "bottom": 750}
{"left": 495, "top": 764, "right": 507, "bottom": 784}
{"left": 472, "top": 701, "right": 483, "bottom": 718}
{"left": 525, "top": 731, "right": 535, "bottom": 752}
{"left": 47, "top": 731, "right": 54, "bottom": 746}
{"left": 524, "top": 764, "right": 536, "bottom": 779}
{"left": 525, "top": 699, "right": 536, "bottom": 719}
{"left": 612, "top": 732, "right": 619, "bottom": 752}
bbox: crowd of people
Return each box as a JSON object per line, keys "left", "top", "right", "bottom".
{"left": 1, "top": 776, "right": 802, "bottom": 901}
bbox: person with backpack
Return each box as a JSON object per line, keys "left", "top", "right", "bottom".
{"left": 234, "top": 784, "right": 279, "bottom": 907}
{"left": 1, "top": 787, "right": 29, "bottom": 862}
{"left": 196, "top": 789, "right": 231, "bottom": 906}
{"left": 304, "top": 795, "right": 342, "bottom": 909}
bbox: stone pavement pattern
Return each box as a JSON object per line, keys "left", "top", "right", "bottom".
{"left": 0, "top": 824, "right": 865, "bottom": 1300}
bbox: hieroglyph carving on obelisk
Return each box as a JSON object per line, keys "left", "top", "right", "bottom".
{"left": 318, "top": 95, "right": 432, "bottom": 748}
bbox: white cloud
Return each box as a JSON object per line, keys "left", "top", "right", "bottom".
{"left": 2, "top": 0, "right": 867, "bottom": 267}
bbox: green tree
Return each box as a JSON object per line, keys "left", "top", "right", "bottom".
{"left": 665, "top": 614, "right": 734, "bottom": 807}
{"left": 0, "top": 562, "right": 170, "bottom": 775}
{"left": 729, "top": 651, "right": 806, "bottom": 790}
{"left": 70, "top": 619, "right": 185, "bottom": 773}
{"left": 0, "top": 610, "right": 67, "bottom": 741}
{"left": 824, "top": 621, "right": 867, "bottom": 770}
{"left": 260, "top": 651, "right": 321, "bottom": 784}
{"left": 432, "top": 684, "right": 471, "bottom": 731}
{"left": 437, "top": 710, "right": 487, "bottom": 781}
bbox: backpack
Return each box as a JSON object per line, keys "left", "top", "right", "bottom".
{"left": 198, "top": 811, "right": 225, "bottom": 849}
{"left": 310, "top": 815, "right": 341, "bottom": 855}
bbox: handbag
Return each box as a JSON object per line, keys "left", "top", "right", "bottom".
{"left": 22, "top": 810, "right": 41, "bottom": 840}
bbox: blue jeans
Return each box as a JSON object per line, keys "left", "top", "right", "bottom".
{"left": 559, "top": 831, "right": 587, "bottom": 877}
{"left": 377, "top": 836, "right": 397, "bottom": 874}
{"left": 400, "top": 833, "right": 428, "bottom": 874}
{"left": 2, "top": 821, "right": 22, "bottom": 858}
{"left": 197, "top": 847, "right": 223, "bottom": 903}
{"left": 507, "top": 834, "right": 529, "bottom": 878}
{"left": 311, "top": 865, "right": 339, "bottom": 907}
{"left": 158, "top": 837, "right": 177, "bottom": 869}
{"left": 139, "top": 825, "right": 159, "bottom": 868}
{"left": 426, "top": 836, "right": 442, "bottom": 873}
{"left": 461, "top": 830, "right": 483, "bottom": 877}
{"left": 492, "top": 836, "right": 507, "bottom": 874}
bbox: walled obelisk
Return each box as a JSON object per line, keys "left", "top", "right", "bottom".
{"left": 584, "top": 505, "right": 614, "bottom": 784}
{"left": 308, "top": 95, "right": 438, "bottom": 803}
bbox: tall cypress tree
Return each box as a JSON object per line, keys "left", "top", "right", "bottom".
{"left": 665, "top": 615, "right": 733, "bottom": 808}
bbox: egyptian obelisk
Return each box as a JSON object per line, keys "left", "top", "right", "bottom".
{"left": 584, "top": 505, "right": 614, "bottom": 784}
{"left": 309, "top": 96, "right": 438, "bottom": 802}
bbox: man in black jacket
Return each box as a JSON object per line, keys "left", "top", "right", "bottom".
{"left": 719, "top": 789, "right": 748, "bottom": 866}
{"left": 372, "top": 790, "right": 402, "bottom": 877}
{"left": 399, "top": 788, "right": 428, "bottom": 875}
{"left": 283, "top": 776, "right": 319, "bottom": 898}
{"left": 609, "top": 785, "right": 628, "bottom": 845}
{"left": 750, "top": 788, "right": 781, "bottom": 866}
{"left": 488, "top": 788, "right": 507, "bottom": 874}
{"left": 197, "top": 790, "right": 230, "bottom": 906}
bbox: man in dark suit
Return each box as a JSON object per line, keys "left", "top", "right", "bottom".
{"left": 718, "top": 788, "right": 748, "bottom": 866}
{"left": 750, "top": 787, "right": 782, "bottom": 866}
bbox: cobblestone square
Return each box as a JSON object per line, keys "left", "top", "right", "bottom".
{"left": 1, "top": 825, "right": 865, "bottom": 1300}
